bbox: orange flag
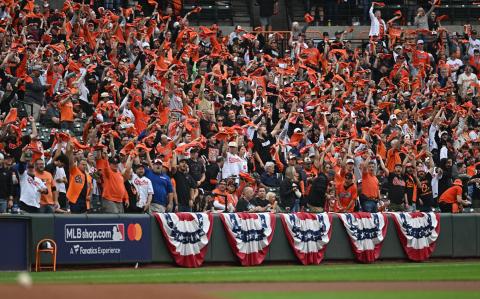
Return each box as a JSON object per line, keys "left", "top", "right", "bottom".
{"left": 4, "top": 108, "right": 17, "bottom": 124}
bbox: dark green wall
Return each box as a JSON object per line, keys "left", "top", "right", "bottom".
{"left": 3, "top": 213, "right": 479, "bottom": 266}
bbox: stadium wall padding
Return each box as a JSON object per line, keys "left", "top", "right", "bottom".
{"left": 2, "top": 213, "right": 480, "bottom": 267}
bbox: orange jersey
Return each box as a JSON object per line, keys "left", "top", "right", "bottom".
{"left": 66, "top": 166, "right": 92, "bottom": 208}
{"left": 336, "top": 183, "right": 358, "bottom": 212}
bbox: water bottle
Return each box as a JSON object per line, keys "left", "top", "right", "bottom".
{"left": 327, "top": 20, "right": 331, "bottom": 27}
{"left": 11, "top": 203, "right": 20, "bottom": 214}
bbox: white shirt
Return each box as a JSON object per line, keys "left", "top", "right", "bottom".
{"left": 54, "top": 167, "right": 67, "bottom": 193}
{"left": 131, "top": 173, "right": 154, "bottom": 208}
{"left": 446, "top": 58, "right": 463, "bottom": 82}
{"left": 222, "top": 152, "right": 242, "bottom": 179}
{"left": 19, "top": 170, "right": 47, "bottom": 208}
{"left": 369, "top": 6, "right": 387, "bottom": 37}
{"left": 457, "top": 72, "right": 479, "bottom": 97}
{"left": 468, "top": 37, "right": 480, "bottom": 56}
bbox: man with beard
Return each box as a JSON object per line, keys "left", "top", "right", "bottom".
{"left": 145, "top": 155, "right": 174, "bottom": 212}
{"left": 124, "top": 156, "right": 154, "bottom": 213}
{"left": 404, "top": 162, "right": 418, "bottom": 211}
{"left": 252, "top": 186, "right": 271, "bottom": 211}
{"left": 386, "top": 163, "right": 408, "bottom": 211}
{"left": 417, "top": 164, "right": 434, "bottom": 212}
{"left": 35, "top": 158, "right": 58, "bottom": 213}
{"left": 17, "top": 151, "right": 48, "bottom": 213}
{"left": 253, "top": 125, "right": 275, "bottom": 173}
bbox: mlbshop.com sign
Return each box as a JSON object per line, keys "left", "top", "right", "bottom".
{"left": 54, "top": 217, "right": 151, "bottom": 264}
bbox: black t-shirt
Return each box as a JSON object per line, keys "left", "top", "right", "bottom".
{"left": 173, "top": 171, "right": 196, "bottom": 205}
{"left": 388, "top": 173, "right": 406, "bottom": 204}
{"left": 252, "top": 197, "right": 269, "bottom": 208}
{"left": 236, "top": 197, "right": 253, "bottom": 212}
{"left": 418, "top": 173, "right": 433, "bottom": 202}
{"left": 253, "top": 133, "right": 275, "bottom": 164}
{"left": 187, "top": 158, "right": 205, "bottom": 182}
{"left": 404, "top": 174, "right": 416, "bottom": 204}
{"left": 202, "top": 163, "right": 220, "bottom": 191}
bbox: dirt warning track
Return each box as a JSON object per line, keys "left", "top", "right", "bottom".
{"left": 2, "top": 282, "right": 480, "bottom": 299}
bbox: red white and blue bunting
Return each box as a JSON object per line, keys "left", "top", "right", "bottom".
{"left": 220, "top": 213, "right": 276, "bottom": 266}
{"left": 154, "top": 213, "right": 213, "bottom": 268}
{"left": 338, "top": 212, "right": 388, "bottom": 263}
{"left": 390, "top": 212, "right": 440, "bottom": 261}
{"left": 280, "top": 213, "right": 333, "bottom": 265}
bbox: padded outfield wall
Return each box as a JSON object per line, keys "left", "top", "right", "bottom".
{"left": 0, "top": 213, "right": 479, "bottom": 270}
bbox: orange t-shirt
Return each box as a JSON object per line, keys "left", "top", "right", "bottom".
{"left": 336, "top": 183, "right": 358, "bottom": 212}
{"left": 96, "top": 159, "right": 128, "bottom": 203}
{"left": 36, "top": 171, "right": 56, "bottom": 205}
{"left": 60, "top": 101, "right": 74, "bottom": 122}
{"left": 439, "top": 185, "right": 462, "bottom": 204}
{"left": 361, "top": 171, "right": 380, "bottom": 199}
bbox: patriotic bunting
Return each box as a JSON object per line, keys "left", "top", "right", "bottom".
{"left": 154, "top": 213, "right": 213, "bottom": 268}
{"left": 338, "top": 212, "right": 388, "bottom": 263}
{"left": 220, "top": 213, "right": 276, "bottom": 266}
{"left": 280, "top": 213, "right": 333, "bottom": 265}
{"left": 390, "top": 212, "right": 440, "bottom": 261}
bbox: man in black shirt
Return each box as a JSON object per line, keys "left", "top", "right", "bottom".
{"left": 202, "top": 157, "right": 224, "bottom": 192}
{"left": 252, "top": 187, "right": 271, "bottom": 211}
{"left": 171, "top": 156, "right": 196, "bottom": 212}
{"left": 187, "top": 148, "right": 205, "bottom": 187}
{"left": 0, "top": 153, "right": 14, "bottom": 213}
{"left": 253, "top": 125, "right": 275, "bottom": 174}
{"left": 417, "top": 168, "right": 434, "bottom": 212}
{"left": 236, "top": 187, "right": 257, "bottom": 212}
{"left": 387, "top": 164, "right": 408, "bottom": 211}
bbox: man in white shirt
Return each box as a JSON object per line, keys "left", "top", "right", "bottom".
{"left": 369, "top": 3, "right": 387, "bottom": 38}
{"left": 446, "top": 53, "right": 463, "bottom": 82}
{"left": 457, "top": 65, "right": 479, "bottom": 98}
{"left": 53, "top": 156, "right": 68, "bottom": 210}
{"left": 222, "top": 141, "right": 242, "bottom": 179}
{"left": 17, "top": 150, "right": 48, "bottom": 213}
{"left": 131, "top": 165, "right": 154, "bottom": 212}
{"left": 468, "top": 30, "right": 480, "bottom": 56}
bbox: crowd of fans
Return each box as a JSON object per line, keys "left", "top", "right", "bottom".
{"left": 0, "top": 0, "right": 478, "bottom": 215}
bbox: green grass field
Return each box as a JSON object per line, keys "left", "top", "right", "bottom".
{"left": 1, "top": 261, "right": 480, "bottom": 284}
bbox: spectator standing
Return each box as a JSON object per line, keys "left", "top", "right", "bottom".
{"left": 24, "top": 65, "right": 49, "bottom": 120}
{"left": 34, "top": 158, "right": 57, "bottom": 213}
{"left": 144, "top": 155, "right": 174, "bottom": 213}
{"left": 0, "top": 153, "right": 14, "bottom": 213}
{"left": 66, "top": 142, "right": 92, "bottom": 214}
{"left": 17, "top": 150, "right": 48, "bottom": 213}
{"left": 96, "top": 153, "right": 129, "bottom": 213}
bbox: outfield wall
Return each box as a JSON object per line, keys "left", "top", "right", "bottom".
{"left": 1, "top": 213, "right": 479, "bottom": 269}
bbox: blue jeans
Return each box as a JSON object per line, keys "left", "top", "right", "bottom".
{"left": 0, "top": 199, "right": 7, "bottom": 213}
{"left": 292, "top": 198, "right": 300, "bottom": 212}
{"left": 362, "top": 200, "right": 378, "bottom": 213}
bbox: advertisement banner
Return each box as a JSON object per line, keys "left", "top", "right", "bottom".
{"left": 54, "top": 217, "right": 151, "bottom": 264}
